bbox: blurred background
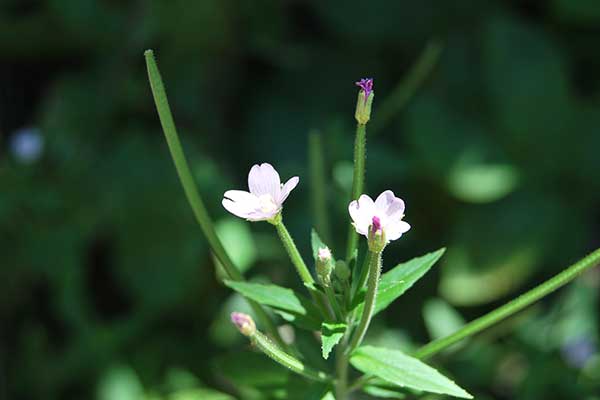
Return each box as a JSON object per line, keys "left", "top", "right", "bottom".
{"left": 1, "top": 0, "right": 600, "bottom": 399}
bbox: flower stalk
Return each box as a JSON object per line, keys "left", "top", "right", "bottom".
{"left": 348, "top": 250, "right": 382, "bottom": 352}
{"left": 232, "top": 313, "right": 331, "bottom": 383}
{"left": 274, "top": 219, "right": 315, "bottom": 285}
{"left": 345, "top": 123, "right": 367, "bottom": 263}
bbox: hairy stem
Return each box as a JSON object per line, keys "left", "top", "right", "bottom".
{"left": 345, "top": 123, "right": 367, "bottom": 262}
{"left": 324, "top": 285, "right": 343, "bottom": 321}
{"left": 274, "top": 219, "right": 334, "bottom": 319}
{"left": 251, "top": 331, "right": 331, "bottom": 383}
{"left": 348, "top": 251, "right": 382, "bottom": 352}
{"left": 274, "top": 220, "right": 314, "bottom": 284}
{"left": 145, "top": 49, "right": 286, "bottom": 348}
{"left": 335, "top": 335, "right": 350, "bottom": 400}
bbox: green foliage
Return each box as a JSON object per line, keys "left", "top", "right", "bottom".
{"left": 224, "top": 280, "right": 322, "bottom": 330}
{"left": 320, "top": 322, "right": 346, "bottom": 359}
{"left": 3, "top": 1, "right": 600, "bottom": 399}
{"left": 353, "top": 248, "right": 445, "bottom": 317}
{"left": 350, "top": 346, "right": 472, "bottom": 398}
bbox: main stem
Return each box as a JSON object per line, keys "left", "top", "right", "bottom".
{"left": 348, "top": 251, "right": 381, "bottom": 352}
{"left": 144, "top": 50, "right": 286, "bottom": 349}
{"left": 335, "top": 333, "right": 350, "bottom": 400}
{"left": 345, "top": 123, "right": 367, "bottom": 262}
{"left": 412, "top": 246, "right": 600, "bottom": 360}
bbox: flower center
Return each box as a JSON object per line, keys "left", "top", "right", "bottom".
{"left": 371, "top": 215, "right": 382, "bottom": 234}
{"left": 258, "top": 194, "right": 278, "bottom": 214}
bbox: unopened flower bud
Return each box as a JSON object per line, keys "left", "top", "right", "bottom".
{"left": 316, "top": 247, "right": 334, "bottom": 287}
{"left": 354, "top": 78, "right": 374, "bottom": 125}
{"left": 231, "top": 312, "right": 256, "bottom": 336}
{"left": 367, "top": 216, "right": 386, "bottom": 253}
{"left": 335, "top": 260, "right": 350, "bottom": 281}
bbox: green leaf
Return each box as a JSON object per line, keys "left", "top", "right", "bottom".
{"left": 311, "top": 229, "right": 328, "bottom": 259}
{"left": 224, "top": 280, "right": 306, "bottom": 314}
{"left": 320, "top": 322, "right": 346, "bottom": 359}
{"left": 350, "top": 346, "right": 472, "bottom": 399}
{"left": 362, "top": 384, "right": 407, "bottom": 399}
{"left": 353, "top": 248, "right": 445, "bottom": 317}
{"left": 224, "top": 280, "right": 321, "bottom": 330}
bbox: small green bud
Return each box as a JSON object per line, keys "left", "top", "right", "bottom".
{"left": 316, "top": 247, "right": 334, "bottom": 287}
{"left": 335, "top": 260, "right": 350, "bottom": 281}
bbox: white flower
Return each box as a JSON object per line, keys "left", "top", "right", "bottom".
{"left": 222, "top": 163, "right": 299, "bottom": 221}
{"left": 348, "top": 190, "right": 411, "bottom": 242}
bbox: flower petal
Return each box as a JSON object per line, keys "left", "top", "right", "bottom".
{"left": 278, "top": 176, "right": 299, "bottom": 204}
{"left": 349, "top": 194, "right": 376, "bottom": 236}
{"left": 375, "top": 190, "right": 405, "bottom": 219}
{"left": 248, "top": 163, "right": 281, "bottom": 198}
{"left": 222, "top": 190, "right": 260, "bottom": 219}
{"left": 386, "top": 220, "right": 411, "bottom": 241}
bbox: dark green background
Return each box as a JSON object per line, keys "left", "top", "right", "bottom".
{"left": 1, "top": 1, "right": 599, "bottom": 399}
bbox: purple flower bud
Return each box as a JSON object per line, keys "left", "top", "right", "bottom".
{"left": 355, "top": 78, "right": 374, "bottom": 101}
{"left": 231, "top": 312, "right": 256, "bottom": 336}
{"left": 354, "top": 78, "right": 374, "bottom": 124}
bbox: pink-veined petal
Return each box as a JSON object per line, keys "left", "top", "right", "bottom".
{"left": 248, "top": 163, "right": 281, "bottom": 198}
{"left": 278, "top": 176, "right": 299, "bottom": 204}
{"left": 375, "top": 190, "right": 405, "bottom": 220}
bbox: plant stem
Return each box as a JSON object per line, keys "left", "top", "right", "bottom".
{"left": 144, "top": 49, "right": 286, "bottom": 348}
{"left": 274, "top": 219, "right": 335, "bottom": 320}
{"left": 412, "top": 247, "right": 600, "bottom": 360}
{"left": 335, "top": 335, "right": 350, "bottom": 400}
{"left": 324, "top": 285, "right": 343, "bottom": 321}
{"left": 348, "top": 251, "right": 381, "bottom": 352}
{"left": 351, "top": 251, "right": 372, "bottom": 299}
{"left": 345, "top": 123, "right": 367, "bottom": 263}
{"left": 308, "top": 130, "right": 331, "bottom": 244}
{"left": 370, "top": 38, "right": 443, "bottom": 135}
{"left": 251, "top": 331, "right": 331, "bottom": 383}
{"left": 274, "top": 220, "right": 314, "bottom": 284}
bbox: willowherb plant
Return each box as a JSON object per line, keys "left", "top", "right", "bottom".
{"left": 144, "top": 49, "right": 600, "bottom": 400}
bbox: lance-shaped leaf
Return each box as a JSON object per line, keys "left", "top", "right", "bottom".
{"left": 224, "top": 280, "right": 321, "bottom": 329}
{"left": 353, "top": 248, "right": 445, "bottom": 317}
{"left": 350, "top": 346, "right": 472, "bottom": 399}
{"left": 320, "top": 322, "right": 346, "bottom": 359}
